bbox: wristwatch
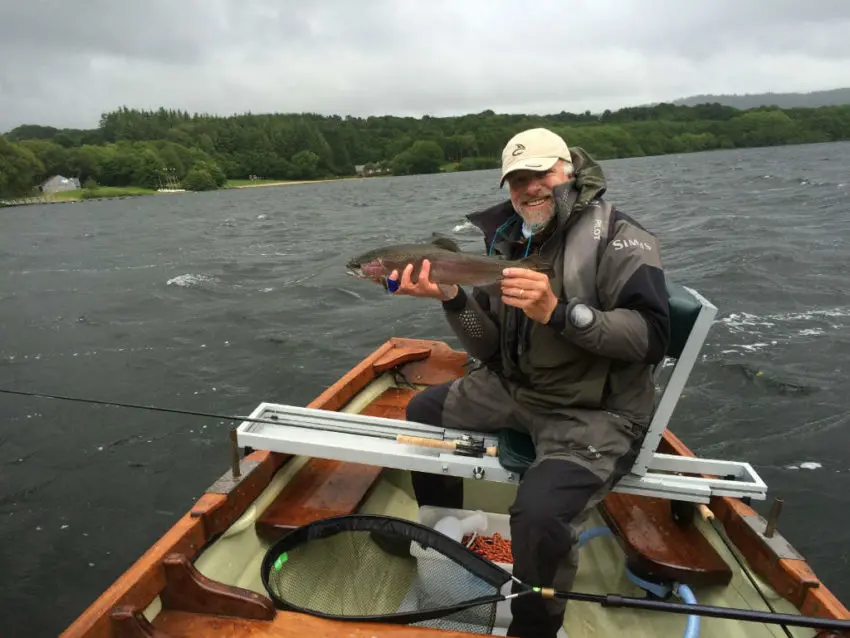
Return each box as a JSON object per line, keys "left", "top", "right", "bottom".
{"left": 568, "top": 303, "right": 595, "bottom": 329}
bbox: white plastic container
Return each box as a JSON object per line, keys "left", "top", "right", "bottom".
{"left": 416, "top": 506, "right": 567, "bottom": 637}
{"left": 409, "top": 510, "right": 490, "bottom": 609}
{"left": 418, "top": 506, "right": 513, "bottom": 630}
{"left": 433, "top": 510, "right": 489, "bottom": 542}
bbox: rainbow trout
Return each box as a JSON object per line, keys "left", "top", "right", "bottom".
{"left": 346, "top": 235, "right": 553, "bottom": 288}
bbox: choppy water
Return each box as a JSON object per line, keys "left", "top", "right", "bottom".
{"left": 1, "top": 142, "right": 849, "bottom": 636}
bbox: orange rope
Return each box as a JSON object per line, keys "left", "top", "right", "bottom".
{"left": 463, "top": 532, "right": 514, "bottom": 564}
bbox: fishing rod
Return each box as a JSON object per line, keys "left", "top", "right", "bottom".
{"left": 697, "top": 503, "right": 794, "bottom": 638}
{"left": 0, "top": 387, "right": 288, "bottom": 426}
{"left": 0, "top": 387, "right": 495, "bottom": 457}
{"left": 525, "top": 586, "right": 850, "bottom": 631}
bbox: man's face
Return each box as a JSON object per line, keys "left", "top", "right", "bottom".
{"left": 505, "top": 160, "right": 570, "bottom": 227}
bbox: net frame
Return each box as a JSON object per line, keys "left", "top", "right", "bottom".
{"left": 260, "top": 513, "right": 517, "bottom": 628}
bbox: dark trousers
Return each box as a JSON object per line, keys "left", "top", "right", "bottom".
{"left": 406, "top": 381, "right": 629, "bottom": 638}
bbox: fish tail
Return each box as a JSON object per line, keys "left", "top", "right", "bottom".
{"left": 517, "top": 254, "right": 555, "bottom": 277}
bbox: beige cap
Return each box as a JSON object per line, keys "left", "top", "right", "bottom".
{"left": 500, "top": 128, "right": 573, "bottom": 187}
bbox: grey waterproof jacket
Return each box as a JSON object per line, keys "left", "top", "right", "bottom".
{"left": 441, "top": 147, "right": 670, "bottom": 426}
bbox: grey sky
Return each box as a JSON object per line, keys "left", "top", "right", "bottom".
{"left": 2, "top": 0, "right": 849, "bottom": 132}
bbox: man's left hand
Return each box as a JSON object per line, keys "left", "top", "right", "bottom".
{"left": 500, "top": 267, "right": 559, "bottom": 324}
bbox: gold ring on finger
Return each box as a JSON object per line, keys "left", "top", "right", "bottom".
{"left": 520, "top": 288, "right": 524, "bottom": 298}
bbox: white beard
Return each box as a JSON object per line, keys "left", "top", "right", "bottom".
{"left": 516, "top": 201, "right": 555, "bottom": 230}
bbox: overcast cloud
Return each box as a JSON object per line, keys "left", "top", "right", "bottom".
{"left": 2, "top": 0, "right": 850, "bottom": 132}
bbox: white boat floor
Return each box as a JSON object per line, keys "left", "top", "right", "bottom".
{"left": 144, "top": 459, "right": 811, "bottom": 637}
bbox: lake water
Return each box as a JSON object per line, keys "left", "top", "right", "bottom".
{"left": 1, "top": 141, "right": 849, "bottom": 636}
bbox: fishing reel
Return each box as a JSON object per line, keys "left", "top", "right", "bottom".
{"left": 454, "top": 434, "right": 487, "bottom": 457}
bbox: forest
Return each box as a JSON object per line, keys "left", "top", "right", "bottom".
{"left": 2, "top": 101, "right": 850, "bottom": 198}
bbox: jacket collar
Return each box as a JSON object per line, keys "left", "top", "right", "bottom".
{"left": 466, "top": 146, "right": 607, "bottom": 253}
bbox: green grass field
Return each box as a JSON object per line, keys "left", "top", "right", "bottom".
{"left": 50, "top": 186, "right": 158, "bottom": 201}
{"left": 224, "top": 179, "right": 293, "bottom": 187}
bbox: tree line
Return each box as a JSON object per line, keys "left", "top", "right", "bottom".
{"left": 2, "top": 101, "right": 850, "bottom": 198}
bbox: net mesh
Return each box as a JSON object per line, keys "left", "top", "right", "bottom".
{"left": 261, "top": 515, "right": 514, "bottom": 635}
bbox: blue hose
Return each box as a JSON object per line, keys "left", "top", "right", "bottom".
{"left": 677, "top": 584, "right": 701, "bottom": 638}
{"left": 577, "top": 525, "right": 701, "bottom": 637}
{"left": 577, "top": 525, "right": 615, "bottom": 547}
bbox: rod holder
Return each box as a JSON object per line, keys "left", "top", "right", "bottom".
{"left": 764, "top": 497, "right": 783, "bottom": 538}
{"left": 229, "top": 428, "right": 241, "bottom": 479}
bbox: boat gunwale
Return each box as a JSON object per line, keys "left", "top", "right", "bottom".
{"left": 59, "top": 337, "right": 850, "bottom": 637}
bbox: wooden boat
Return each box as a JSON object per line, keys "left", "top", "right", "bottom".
{"left": 60, "top": 335, "right": 850, "bottom": 638}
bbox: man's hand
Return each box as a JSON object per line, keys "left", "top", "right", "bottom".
{"left": 501, "top": 267, "right": 559, "bottom": 323}
{"left": 388, "top": 259, "right": 458, "bottom": 301}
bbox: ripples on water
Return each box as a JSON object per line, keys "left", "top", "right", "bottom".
{"left": 1, "top": 142, "right": 849, "bottom": 636}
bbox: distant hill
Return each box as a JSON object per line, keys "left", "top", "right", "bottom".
{"left": 671, "top": 88, "right": 850, "bottom": 109}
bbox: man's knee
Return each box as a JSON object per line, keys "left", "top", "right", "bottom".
{"left": 511, "top": 459, "right": 605, "bottom": 527}
{"left": 405, "top": 382, "right": 451, "bottom": 426}
{"left": 508, "top": 459, "right": 605, "bottom": 580}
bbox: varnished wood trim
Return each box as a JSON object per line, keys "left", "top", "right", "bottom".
{"left": 195, "top": 450, "right": 291, "bottom": 537}
{"left": 61, "top": 515, "right": 207, "bottom": 638}
{"left": 189, "top": 493, "right": 226, "bottom": 519}
{"left": 372, "top": 346, "right": 432, "bottom": 373}
{"left": 110, "top": 606, "right": 170, "bottom": 638}
{"left": 308, "top": 340, "right": 397, "bottom": 411}
{"left": 659, "top": 430, "right": 850, "bottom": 621}
{"left": 153, "top": 609, "right": 490, "bottom": 637}
{"left": 801, "top": 580, "right": 850, "bottom": 624}
{"left": 160, "top": 553, "right": 275, "bottom": 620}
{"left": 62, "top": 451, "right": 293, "bottom": 638}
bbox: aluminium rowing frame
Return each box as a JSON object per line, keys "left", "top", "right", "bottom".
{"left": 236, "top": 284, "right": 767, "bottom": 505}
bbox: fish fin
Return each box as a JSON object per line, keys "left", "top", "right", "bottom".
{"left": 429, "top": 233, "right": 461, "bottom": 252}
{"left": 517, "top": 254, "right": 555, "bottom": 277}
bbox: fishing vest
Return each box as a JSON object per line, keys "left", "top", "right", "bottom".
{"left": 497, "top": 193, "right": 619, "bottom": 412}
{"left": 559, "top": 195, "right": 616, "bottom": 307}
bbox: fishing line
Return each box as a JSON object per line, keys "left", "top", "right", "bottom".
{"left": 0, "top": 387, "right": 283, "bottom": 429}
{"left": 698, "top": 505, "right": 794, "bottom": 638}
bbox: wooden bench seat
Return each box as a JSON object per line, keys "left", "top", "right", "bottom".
{"left": 150, "top": 609, "right": 482, "bottom": 637}
{"left": 598, "top": 492, "right": 732, "bottom": 587}
{"left": 255, "top": 388, "right": 418, "bottom": 541}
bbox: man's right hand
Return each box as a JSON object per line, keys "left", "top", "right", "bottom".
{"left": 389, "top": 259, "right": 458, "bottom": 302}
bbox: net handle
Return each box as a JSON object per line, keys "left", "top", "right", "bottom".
{"left": 537, "top": 588, "right": 850, "bottom": 632}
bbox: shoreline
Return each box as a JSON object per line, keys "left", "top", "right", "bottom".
{"left": 1, "top": 176, "right": 369, "bottom": 208}
{"left": 230, "top": 178, "right": 343, "bottom": 188}
{"left": 228, "top": 175, "right": 367, "bottom": 188}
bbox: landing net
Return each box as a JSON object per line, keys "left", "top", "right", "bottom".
{"left": 260, "top": 514, "right": 515, "bottom": 634}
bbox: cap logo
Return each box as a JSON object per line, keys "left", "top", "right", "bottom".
{"left": 511, "top": 143, "right": 525, "bottom": 157}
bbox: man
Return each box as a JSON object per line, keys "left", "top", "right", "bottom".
{"left": 387, "top": 128, "right": 670, "bottom": 638}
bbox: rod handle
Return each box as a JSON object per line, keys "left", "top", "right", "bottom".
{"left": 396, "top": 435, "right": 454, "bottom": 450}
{"left": 396, "top": 435, "right": 498, "bottom": 457}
